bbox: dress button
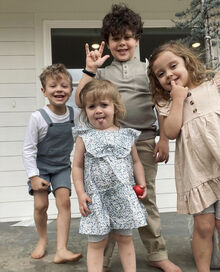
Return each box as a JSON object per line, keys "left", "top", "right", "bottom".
{"left": 187, "top": 92, "right": 192, "bottom": 97}
{"left": 193, "top": 109, "right": 197, "bottom": 113}
{"left": 190, "top": 101, "right": 194, "bottom": 105}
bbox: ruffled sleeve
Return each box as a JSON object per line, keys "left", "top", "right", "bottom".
{"left": 214, "top": 71, "right": 220, "bottom": 92}
{"left": 155, "top": 99, "right": 172, "bottom": 117}
{"left": 120, "top": 128, "right": 141, "bottom": 143}
{"left": 72, "top": 126, "right": 89, "bottom": 141}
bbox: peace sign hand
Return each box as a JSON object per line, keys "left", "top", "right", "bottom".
{"left": 85, "top": 41, "right": 110, "bottom": 72}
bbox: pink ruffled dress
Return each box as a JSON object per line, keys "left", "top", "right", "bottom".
{"left": 156, "top": 73, "right": 220, "bottom": 214}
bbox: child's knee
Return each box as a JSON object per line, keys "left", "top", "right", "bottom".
{"left": 88, "top": 237, "right": 108, "bottom": 250}
{"left": 195, "top": 220, "right": 215, "bottom": 238}
{"left": 56, "top": 197, "right": 70, "bottom": 211}
{"left": 113, "top": 233, "right": 132, "bottom": 245}
{"left": 34, "top": 201, "right": 48, "bottom": 213}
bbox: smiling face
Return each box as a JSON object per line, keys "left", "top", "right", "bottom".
{"left": 85, "top": 95, "right": 116, "bottom": 130}
{"left": 152, "top": 51, "right": 194, "bottom": 92}
{"left": 107, "top": 30, "right": 138, "bottom": 62}
{"left": 41, "top": 75, "right": 73, "bottom": 114}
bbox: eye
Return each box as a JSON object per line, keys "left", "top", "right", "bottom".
{"left": 112, "top": 37, "right": 119, "bottom": 41}
{"left": 101, "top": 103, "right": 108, "bottom": 107}
{"left": 87, "top": 104, "right": 95, "bottom": 109}
{"left": 124, "top": 35, "right": 132, "bottom": 40}
{"left": 157, "top": 72, "right": 164, "bottom": 78}
{"left": 171, "top": 63, "right": 177, "bottom": 69}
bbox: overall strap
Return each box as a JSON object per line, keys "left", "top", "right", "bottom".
{"left": 37, "top": 109, "right": 53, "bottom": 126}
{"left": 67, "top": 106, "right": 74, "bottom": 124}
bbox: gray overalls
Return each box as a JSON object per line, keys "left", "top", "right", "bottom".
{"left": 28, "top": 106, "right": 74, "bottom": 195}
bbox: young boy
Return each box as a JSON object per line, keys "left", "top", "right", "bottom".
{"left": 75, "top": 4, "right": 181, "bottom": 272}
{"left": 22, "top": 63, "right": 82, "bottom": 263}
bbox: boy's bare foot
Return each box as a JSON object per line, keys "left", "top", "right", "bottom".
{"left": 148, "top": 259, "right": 182, "bottom": 272}
{"left": 31, "top": 239, "right": 47, "bottom": 259}
{"left": 53, "top": 249, "right": 82, "bottom": 264}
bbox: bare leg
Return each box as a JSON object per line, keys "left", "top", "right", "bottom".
{"left": 87, "top": 238, "right": 108, "bottom": 272}
{"left": 53, "top": 188, "right": 82, "bottom": 263}
{"left": 192, "top": 213, "right": 215, "bottom": 272}
{"left": 103, "top": 233, "right": 116, "bottom": 271}
{"left": 113, "top": 234, "right": 136, "bottom": 272}
{"left": 31, "top": 191, "right": 48, "bottom": 259}
{"left": 215, "top": 219, "right": 220, "bottom": 251}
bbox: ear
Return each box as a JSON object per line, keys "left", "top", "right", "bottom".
{"left": 41, "top": 88, "right": 47, "bottom": 97}
{"left": 135, "top": 39, "right": 139, "bottom": 47}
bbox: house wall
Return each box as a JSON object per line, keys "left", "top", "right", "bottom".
{"left": 0, "top": 0, "right": 191, "bottom": 222}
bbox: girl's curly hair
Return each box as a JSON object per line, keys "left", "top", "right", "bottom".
{"left": 148, "top": 41, "right": 213, "bottom": 105}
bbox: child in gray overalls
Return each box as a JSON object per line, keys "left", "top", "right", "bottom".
{"left": 22, "top": 63, "right": 82, "bottom": 263}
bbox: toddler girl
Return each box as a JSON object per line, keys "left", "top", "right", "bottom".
{"left": 72, "top": 79, "right": 147, "bottom": 272}
{"left": 148, "top": 41, "right": 220, "bottom": 272}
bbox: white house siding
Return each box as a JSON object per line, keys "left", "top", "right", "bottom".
{"left": 156, "top": 140, "right": 176, "bottom": 213}
{"left": 0, "top": 0, "right": 194, "bottom": 222}
{"left": 0, "top": 13, "right": 37, "bottom": 222}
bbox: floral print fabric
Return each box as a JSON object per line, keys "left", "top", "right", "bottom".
{"left": 72, "top": 127, "right": 147, "bottom": 235}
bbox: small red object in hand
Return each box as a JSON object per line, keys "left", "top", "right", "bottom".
{"left": 133, "top": 185, "right": 144, "bottom": 196}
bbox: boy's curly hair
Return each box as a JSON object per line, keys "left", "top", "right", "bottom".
{"left": 80, "top": 79, "right": 126, "bottom": 127}
{"left": 40, "top": 63, "right": 72, "bottom": 89}
{"left": 101, "top": 3, "right": 143, "bottom": 43}
{"left": 148, "top": 41, "right": 213, "bottom": 105}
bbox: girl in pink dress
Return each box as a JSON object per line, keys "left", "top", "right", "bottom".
{"left": 148, "top": 41, "right": 220, "bottom": 272}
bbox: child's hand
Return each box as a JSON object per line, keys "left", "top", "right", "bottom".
{"left": 30, "top": 176, "right": 49, "bottom": 191}
{"left": 85, "top": 41, "right": 110, "bottom": 72}
{"left": 137, "top": 185, "right": 147, "bottom": 199}
{"left": 153, "top": 138, "right": 169, "bottom": 163}
{"left": 78, "top": 192, "right": 92, "bottom": 217}
{"left": 170, "top": 80, "right": 189, "bottom": 101}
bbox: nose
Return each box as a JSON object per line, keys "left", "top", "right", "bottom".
{"left": 119, "top": 38, "right": 125, "bottom": 46}
{"left": 95, "top": 106, "right": 102, "bottom": 114}
{"left": 56, "top": 85, "right": 63, "bottom": 91}
{"left": 166, "top": 69, "right": 173, "bottom": 79}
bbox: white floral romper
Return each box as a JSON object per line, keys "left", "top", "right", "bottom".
{"left": 73, "top": 127, "right": 147, "bottom": 235}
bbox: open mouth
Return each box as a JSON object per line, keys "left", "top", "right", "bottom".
{"left": 54, "top": 94, "right": 65, "bottom": 98}
{"left": 96, "top": 117, "right": 105, "bottom": 124}
{"left": 117, "top": 49, "right": 128, "bottom": 54}
{"left": 54, "top": 94, "right": 65, "bottom": 100}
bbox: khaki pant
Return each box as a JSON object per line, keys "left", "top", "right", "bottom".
{"left": 103, "top": 138, "right": 168, "bottom": 267}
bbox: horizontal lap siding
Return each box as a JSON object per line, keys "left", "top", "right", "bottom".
{"left": 0, "top": 13, "right": 37, "bottom": 222}
{"left": 156, "top": 139, "right": 176, "bottom": 212}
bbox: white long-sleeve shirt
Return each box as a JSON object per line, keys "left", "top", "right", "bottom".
{"left": 22, "top": 105, "right": 80, "bottom": 178}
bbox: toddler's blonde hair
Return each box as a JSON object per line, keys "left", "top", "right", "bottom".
{"left": 80, "top": 79, "right": 126, "bottom": 127}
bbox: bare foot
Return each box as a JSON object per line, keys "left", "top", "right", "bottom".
{"left": 53, "top": 249, "right": 82, "bottom": 264}
{"left": 31, "top": 239, "right": 47, "bottom": 259}
{"left": 148, "top": 259, "right": 182, "bottom": 272}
